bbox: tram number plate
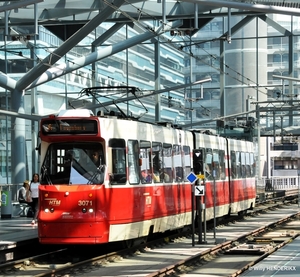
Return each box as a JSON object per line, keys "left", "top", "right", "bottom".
{"left": 78, "top": 200, "right": 92, "bottom": 206}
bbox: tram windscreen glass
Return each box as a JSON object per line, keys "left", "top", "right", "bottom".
{"left": 41, "top": 119, "right": 98, "bottom": 135}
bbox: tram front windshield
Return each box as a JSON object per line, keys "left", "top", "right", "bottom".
{"left": 40, "top": 142, "right": 105, "bottom": 185}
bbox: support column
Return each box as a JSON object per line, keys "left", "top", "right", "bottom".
{"left": 11, "top": 89, "right": 26, "bottom": 184}
{"left": 154, "top": 40, "right": 161, "bottom": 122}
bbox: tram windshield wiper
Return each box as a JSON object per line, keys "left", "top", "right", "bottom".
{"left": 87, "top": 165, "right": 105, "bottom": 184}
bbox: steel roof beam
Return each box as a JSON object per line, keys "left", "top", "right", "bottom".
{"left": 0, "top": 72, "right": 17, "bottom": 91}
{"left": 15, "top": 0, "right": 125, "bottom": 91}
{"left": 26, "top": 20, "right": 183, "bottom": 90}
{"left": 181, "top": 0, "right": 300, "bottom": 16}
{"left": 92, "top": 23, "right": 125, "bottom": 47}
{"left": 0, "top": 0, "right": 43, "bottom": 12}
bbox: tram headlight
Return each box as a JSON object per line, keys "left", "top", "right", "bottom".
{"left": 82, "top": 208, "right": 87, "bottom": 213}
{"left": 65, "top": 191, "right": 69, "bottom": 196}
{"left": 44, "top": 208, "right": 54, "bottom": 213}
{"left": 88, "top": 208, "right": 94, "bottom": 213}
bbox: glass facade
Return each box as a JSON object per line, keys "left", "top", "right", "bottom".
{"left": 0, "top": 12, "right": 300, "bottom": 182}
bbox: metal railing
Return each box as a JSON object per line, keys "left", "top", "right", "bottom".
{"left": 261, "top": 176, "right": 300, "bottom": 191}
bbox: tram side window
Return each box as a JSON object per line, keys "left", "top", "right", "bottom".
{"left": 128, "top": 140, "right": 140, "bottom": 185}
{"left": 245, "top": 152, "right": 251, "bottom": 178}
{"left": 241, "top": 152, "right": 246, "bottom": 178}
{"left": 250, "top": 153, "right": 255, "bottom": 177}
{"left": 140, "top": 141, "right": 152, "bottom": 184}
{"left": 205, "top": 149, "right": 213, "bottom": 180}
{"left": 173, "top": 145, "right": 183, "bottom": 181}
{"left": 109, "top": 139, "right": 126, "bottom": 184}
{"left": 152, "top": 142, "right": 162, "bottom": 183}
{"left": 183, "top": 146, "right": 191, "bottom": 180}
{"left": 161, "top": 143, "right": 172, "bottom": 183}
{"left": 236, "top": 151, "right": 241, "bottom": 178}
{"left": 231, "top": 150, "right": 236, "bottom": 179}
{"left": 219, "top": 150, "right": 225, "bottom": 180}
{"left": 213, "top": 149, "right": 220, "bottom": 180}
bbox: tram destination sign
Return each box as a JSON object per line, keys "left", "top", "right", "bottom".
{"left": 41, "top": 119, "right": 98, "bottom": 135}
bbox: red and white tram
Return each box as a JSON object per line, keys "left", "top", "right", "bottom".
{"left": 38, "top": 109, "right": 256, "bottom": 244}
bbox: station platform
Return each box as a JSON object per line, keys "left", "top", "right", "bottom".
{"left": 0, "top": 217, "right": 38, "bottom": 243}
{"left": 0, "top": 196, "right": 38, "bottom": 241}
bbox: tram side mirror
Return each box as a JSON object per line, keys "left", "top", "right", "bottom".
{"left": 193, "top": 149, "right": 204, "bottom": 175}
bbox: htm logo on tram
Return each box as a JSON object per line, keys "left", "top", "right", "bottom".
{"left": 48, "top": 200, "right": 61, "bottom": 205}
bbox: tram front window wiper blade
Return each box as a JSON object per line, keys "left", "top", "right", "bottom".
{"left": 87, "top": 165, "right": 105, "bottom": 184}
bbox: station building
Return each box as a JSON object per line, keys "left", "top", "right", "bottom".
{"left": 0, "top": 2, "right": 299, "bottom": 185}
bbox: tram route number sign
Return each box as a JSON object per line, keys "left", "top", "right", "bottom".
{"left": 195, "top": 185, "right": 205, "bottom": 196}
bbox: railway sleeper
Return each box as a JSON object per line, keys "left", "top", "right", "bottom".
{"left": 225, "top": 243, "right": 271, "bottom": 255}
{"left": 247, "top": 237, "right": 286, "bottom": 244}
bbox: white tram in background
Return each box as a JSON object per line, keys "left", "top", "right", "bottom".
{"left": 38, "top": 109, "right": 256, "bottom": 244}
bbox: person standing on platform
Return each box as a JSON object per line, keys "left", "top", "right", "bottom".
{"left": 30, "top": 173, "right": 40, "bottom": 225}
{"left": 18, "top": 180, "right": 32, "bottom": 205}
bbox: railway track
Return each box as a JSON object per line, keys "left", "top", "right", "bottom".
{"left": 0, "top": 198, "right": 299, "bottom": 277}
{"left": 256, "top": 188, "right": 299, "bottom": 204}
{"left": 147, "top": 208, "right": 300, "bottom": 277}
